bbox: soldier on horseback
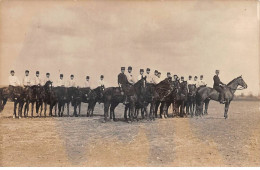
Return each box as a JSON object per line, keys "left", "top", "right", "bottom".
{"left": 84, "top": 76, "right": 91, "bottom": 88}
{"left": 213, "top": 70, "right": 225, "bottom": 104}
{"left": 197, "top": 75, "right": 206, "bottom": 87}
{"left": 98, "top": 75, "right": 106, "bottom": 88}
{"left": 43, "top": 73, "right": 52, "bottom": 85}
{"left": 151, "top": 70, "right": 159, "bottom": 84}
{"left": 146, "top": 68, "right": 152, "bottom": 83}
{"left": 137, "top": 69, "right": 145, "bottom": 81}
{"left": 67, "top": 74, "right": 76, "bottom": 87}
{"left": 22, "top": 70, "right": 32, "bottom": 87}
{"left": 56, "top": 74, "right": 66, "bottom": 87}
{"left": 33, "top": 71, "right": 42, "bottom": 86}
{"left": 8, "top": 70, "right": 21, "bottom": 100}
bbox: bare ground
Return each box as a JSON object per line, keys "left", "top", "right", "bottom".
{"left": 0, "top": 101, "right": 259, "bottom": 166}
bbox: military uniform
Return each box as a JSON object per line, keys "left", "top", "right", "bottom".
{"left": 146, "top": 68, "right": 152, "bottom": 83}
{"left": 56, "top": 74, "right": 66, "bottom": 87}
{"left": 8, "top": 70, "right": 20, "bottom": 100}
{"left": 9, "top": 75, "right": 20, "bottom": 86}
{"left": 43, "top": 73, "right": 52, "bottom": 85}
{"left": 84, "top": 76, "right": 91, "bottom": 88}
{"left": 67, "top": 79, "right": 76, "bottom": 87}
{"left": 22, "top": 76, "right": 32, "bottom": 87}
{"left": 33, "top": 71, "right": 42, "bottom": 86}
{"left": 213, "top": 74, "right": 225, "bottom": 103}
{"left": 118, "top": 72, "right": 127, "bottom": 87}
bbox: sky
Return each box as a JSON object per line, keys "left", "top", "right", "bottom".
{"left": 0, "top": 0, "right": 259, "bottom": 95}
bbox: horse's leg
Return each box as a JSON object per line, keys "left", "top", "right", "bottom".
{"left": 67, "top": 102, "right": 70, "bottom": 116}
{"left": 44, "top": 102, "right": 47, "bottom": 117}
{"left": 40, "top": 102, "right": 43, "bottom": 117}
{"left": 204, "top": 99, "right": 210, "bottom": 115}
{"left": 50, "top": 104, "right": 53, "bottom": 117}
{"left": 31, "top": 102, "right": 34, "bottom": 117}
{"left": 74, "top": 104, "right": 78, "bottom": 117}
{"left": 91, "top": 102, "right": 96, "bottom": 117}
{"left": 13, "top": 101, "right": 17, "bottom": 118}
{"left": 103, "top": 102, "right": 110, "bottom": 122}
{"left": 78, "top": 102, "right": 81, "bottom": 116}
{"left": 87, "top": 103, "right": 91, "bottom": 117}
{"left": 55, "top": 103, "right": 57, "bottom": 116}
{"left": 224, "top": 102, "right": 230, "bottom": 119}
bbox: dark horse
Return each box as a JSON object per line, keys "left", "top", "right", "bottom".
{"left": 173, "top": 81, "right": 188, "bottom": 117}
{"left": 43, "top": 81, "right": 58, "bottom": 116}
{"left": 80, "top": 86, "right": 105, "bottom": 117}
{"left": 24, "top": 85, "right": 38, "bottom": 117}
{"left": 103, "top": 79, "right": 148, "bottom": 122}
{"left": 196, "top": 76, "right": 247, "bottom": 119}
{"left": 148, "top": 78, "right": 174, "bottom": 119}
{"left": 0, "top": 86, "right": 26, "bottom": 118}
{"left": 53, "top": 86, "right": 68, "bottom": 117}
{"left": 186, "top": 84, "right": 196, "bottom": 117}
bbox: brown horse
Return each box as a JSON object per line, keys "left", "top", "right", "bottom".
{"left": 0, "top": 86, "right": 26, "bottom": 118}
{"left": 196, "top": 76, "right": 247, "bottom": 119}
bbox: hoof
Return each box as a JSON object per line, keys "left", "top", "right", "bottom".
{"left": 102, "top": 120, "right": 107, "bottom": 123}
{"left": 13, "top": 115, "right": 15, "bottom": 119}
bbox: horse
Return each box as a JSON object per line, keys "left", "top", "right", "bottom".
{"left": 44, "top": 81, "right": 58, "bottom": 116}
{"left": 156, "top": 80, "right": 180, "bottom": 119}
{"left": 35, "top": 86, "right": 46, "bottom": 117}
{"left": 66, "top": 87, "right": 83, "bottom": 117}
{"left": 103, "top": 79, "right": 147, "bottom": 122}
{"left": 148, "top": 78, "right": 174, "bottom": 119}
{"left": 196, "top": 76, "right": 247, "bottom": 119}
{"left": 0, "top": 86, "right": 26, "bottom": 118}
{"left": 53, "top": 86, "right": 68, "bottom": 117}
{"left": 79, "top": 86, "right": 105, "bottom": 117}
{"left": 186, "top": 84, "right": 196, "bottom": 117}
{"left": 124, "top": 78, "right": 150, "bottom": 121}
{"left": 23, "top": 86, "right": 38, "bottom": 117}
{"left": 173, "top": 81, "right": 188, "bottom": 117}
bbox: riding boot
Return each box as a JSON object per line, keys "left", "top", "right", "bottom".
{"left": 219, "top": 92, "right": 225, "bottom": 104}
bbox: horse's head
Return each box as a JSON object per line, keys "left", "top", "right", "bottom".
{"left": 228, "top": 76, "right": 248, "bottom": 90}
{"left": 237, "top": 76, "right": 248, "bottom": 89}
{"left": 94, "top": 85, "right": 105, "bottom": 100}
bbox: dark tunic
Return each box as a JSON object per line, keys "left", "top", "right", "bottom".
{"left": 117, "top": 73, "right": 127, "bottom": 86}
{"left": 213, "top": 75, "right": 224, "bottom": 87}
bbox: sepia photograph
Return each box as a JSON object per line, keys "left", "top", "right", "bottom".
{"left": 0, "top": 0, "right": 259, "bottom": 167}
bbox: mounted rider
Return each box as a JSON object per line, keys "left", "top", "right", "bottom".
{"left": 193, "top": 76, "right": 199, "bottom": 88}
{"left": 8, "top": 70, "right": 21, "bottom": 99}
{"left": 197, "top": 75, "right": 207, "bottom": 87}
{"left": 98, "top": 75, "right": 106, "bottom": 88}
{"left": 43, "top": 73, "right": 52, "bottom": 85}
{"left": 145, "top": 68, "right": 152, "bottom": 83}
{"left": 151, "top": 70, "right": 159, "bottom": 84}
{"left": 84, "top": 76, "right": 91, "bottom": 88}
{"left": 67, "top": 74, "right": 76, "bottom": 87}
{"left": 118, "top": 67, "right": 130, "bottom": 104}
{"left": 56, "top": 74, "right": 66, "bottom": 87}
{"left": 213, "top": 70, "right": 225, "bottom": 104}
{"left": 33, "top": 71, "right": 42, "bottom": 86}
{"left": 137, "top": 69, "right": 146, "bottom": 81}
{"left": 22, "top": 70, "right": 32, "bottom": 88}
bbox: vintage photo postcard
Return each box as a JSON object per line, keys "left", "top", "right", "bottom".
{"left": 0, "top": 0, "right": 259, "bottom": 167}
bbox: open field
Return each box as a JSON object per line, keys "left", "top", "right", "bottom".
{"left": 0, "top": 101, "right": 260, "bottom": 167}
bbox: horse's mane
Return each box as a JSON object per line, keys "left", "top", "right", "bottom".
{"left": 227, "top": 76, "right": 241, "bottom": 86}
